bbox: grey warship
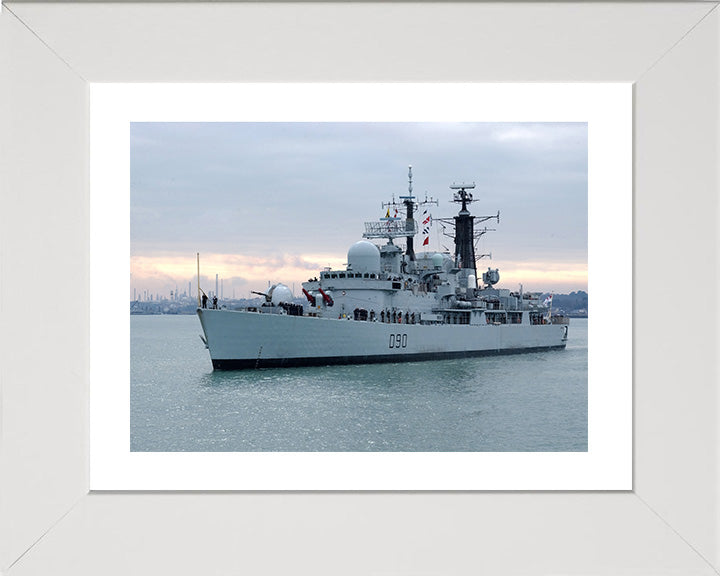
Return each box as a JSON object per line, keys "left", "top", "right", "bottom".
{"left": 198, "top": 167, "right": 568, "bottom": 369}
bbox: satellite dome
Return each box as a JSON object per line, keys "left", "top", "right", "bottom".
{"left": 270, "top": 283, "right": 294, "bottom": 305}
{"left": 431, "top": 253, "right": 444, "bottom": 268}
{"left": 347, "top": 240, "right": 380, "bottom": 273}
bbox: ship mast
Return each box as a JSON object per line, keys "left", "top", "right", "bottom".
{"left": 439, "top": 182, "right": 500, "bottom": 288}
{"left": 451, "top": 183, "right": 477, "bottom": 277}
{"left": 377, "top": 166, "right": 438, "bottom": 268}
{"left": 402, "top": 165, "right": 416, "bottom": 261}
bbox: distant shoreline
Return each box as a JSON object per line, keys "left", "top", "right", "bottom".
{"left": 130, "top": 291, "right": 589, "bottom": 317}
{"left": 130, "top": 310, "right": 590, "bottom": 318}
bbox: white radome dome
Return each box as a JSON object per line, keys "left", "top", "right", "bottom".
{"left": 432, "top": 253, "right": 444, "bottom": 268}
{"left": 347, "top": 240, "right": 380, "bottom": 273}
{"left": 270, "top": 283, "right": 294, "bottom": 305}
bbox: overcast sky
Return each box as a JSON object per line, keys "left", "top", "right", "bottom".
{"left": 131, "top": 122, "right": 587, "bottom": 299}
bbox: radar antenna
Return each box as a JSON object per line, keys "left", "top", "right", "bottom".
{"left": 366, "top": 166, "right": 438, "bottom": 260}
{"left": 449, "top": 182, "right": 476, "bottom": 214}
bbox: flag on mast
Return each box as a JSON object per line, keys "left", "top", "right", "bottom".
{"left": 422, "top": 212, "right": 433, "bottom": 248}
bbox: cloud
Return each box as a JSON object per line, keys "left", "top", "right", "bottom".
{"left": 490, "top": 123, "right": 588, "bottom": 147}
{"left": 131, "top": 122, "right": 588, "bottom": 296}
{"left": 493, "top": 260, "right": 588, "bottom": 293}
{"left": 131, "top": 251, "right": 347, "bottom": 297}
{"left": 492, "top": 126, "right": 542, "bottom": 142}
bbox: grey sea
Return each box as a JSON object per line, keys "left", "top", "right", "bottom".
{"left": 131, "top": 315, "right": 587, "bottom": 452}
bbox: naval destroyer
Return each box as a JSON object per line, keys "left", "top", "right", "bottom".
{"left": 197, "top": 168, "right": 568, "bottom": 369}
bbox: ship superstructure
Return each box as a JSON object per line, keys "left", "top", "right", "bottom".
{"left": 197, "top": 168, "right": 568, "bottom": 369}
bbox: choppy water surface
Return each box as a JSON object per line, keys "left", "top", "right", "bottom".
{"left": 131, "top": 315, "right": 587, "bottom": 451}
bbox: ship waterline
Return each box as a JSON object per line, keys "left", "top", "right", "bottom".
{"left": 198, "top": 308, "right": 567, "bottom": 369}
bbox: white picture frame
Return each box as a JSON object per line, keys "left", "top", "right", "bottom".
{"left": 90, "top": 83, "right": 628, "bottom": 491}
{"left": 2, "top": 2, "right": 718, "bottom": 574}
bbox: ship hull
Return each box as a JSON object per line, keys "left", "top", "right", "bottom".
{"left": 198, "top": 309, "right": 567, "bottom": 370}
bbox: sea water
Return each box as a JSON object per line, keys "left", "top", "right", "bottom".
{"left": 131, "top": 315, "right": 587, "bottom": 452}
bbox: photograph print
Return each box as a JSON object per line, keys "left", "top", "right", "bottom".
{"left": 130, "top": 122, "right": 588, "bottom": 453}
